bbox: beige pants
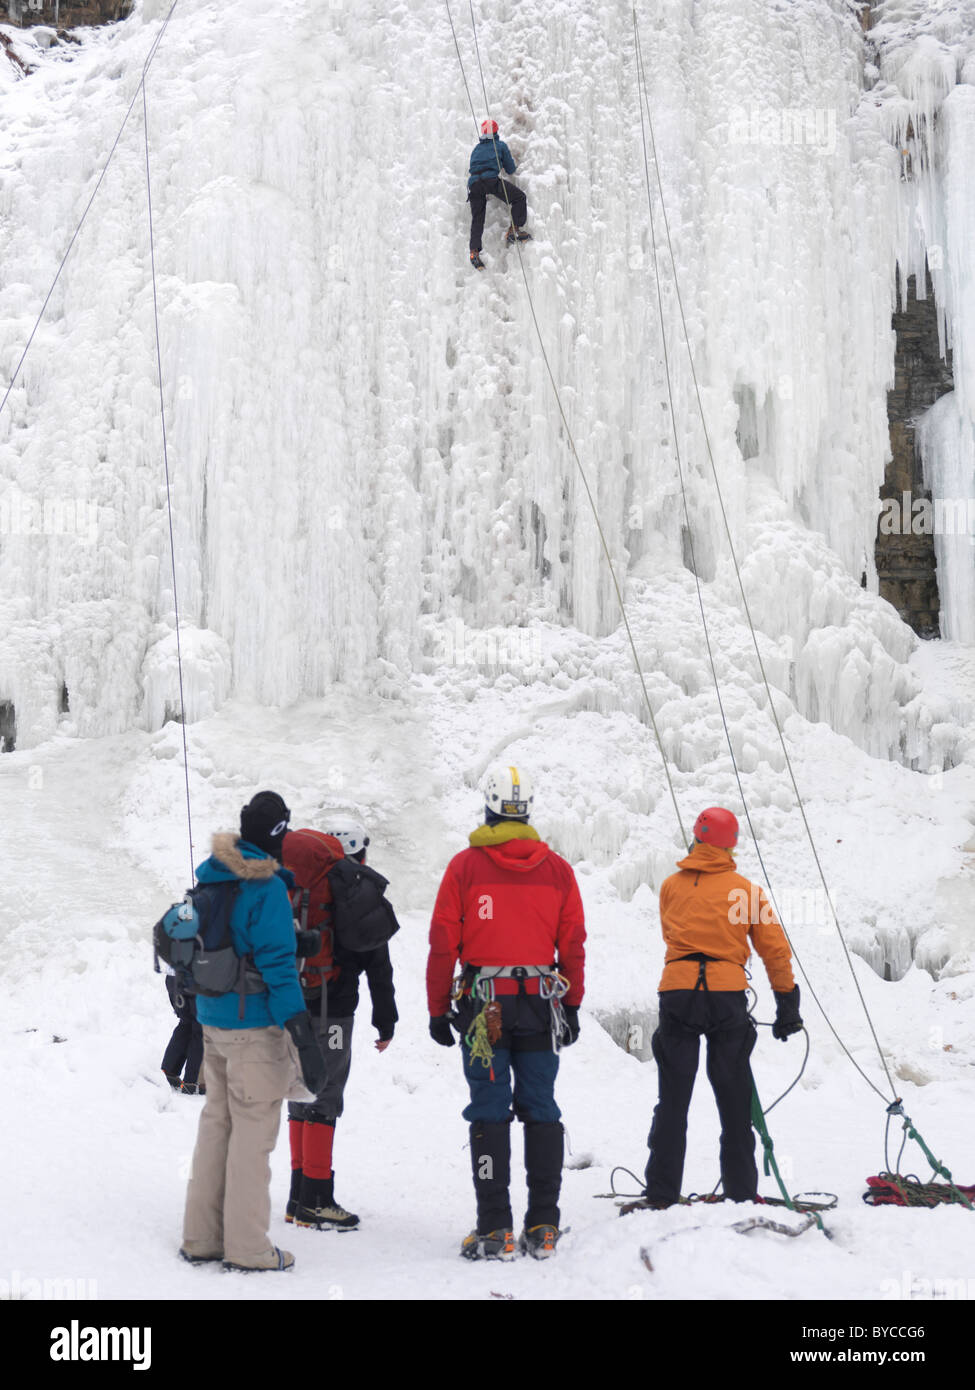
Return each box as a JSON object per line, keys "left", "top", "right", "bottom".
{"left": 182, "top": 1025, "right": 302, "bottom": 1266}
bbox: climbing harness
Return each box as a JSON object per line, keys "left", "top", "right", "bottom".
{"left": 454, "top": 965, "right": 570, "bottom": 1073}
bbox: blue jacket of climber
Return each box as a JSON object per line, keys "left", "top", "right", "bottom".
{"left": 468, "top": 131, "right": 516, "bottom": 188}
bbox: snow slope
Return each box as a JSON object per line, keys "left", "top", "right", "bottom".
{"left": 2, "top": 694, "right": 974, "bottom": 1304}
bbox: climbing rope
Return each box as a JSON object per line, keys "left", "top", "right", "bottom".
{"left": 749, "top": 1081, "right": 829, "bottom": 1234}
{"left": 878, "top": 1099, "right": 974, "bottom": 1209}
{"left": 864, "top": 1173, "right": 975, "bottom": 1209}
{"left": 603, "top": 1164, "right": 837, "bottom": 1216}
{"left": 141, "top": 7, "right": 195, "bottom": 886}
{"left": 445, "top": 0, "right": 689, "bottom": 846}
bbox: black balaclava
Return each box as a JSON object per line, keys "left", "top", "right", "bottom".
{"left": 484, "top": 807, "right": 528, "bottom": 826}
{"left": 240, "top": 791, "right": 291, "bottom": 860}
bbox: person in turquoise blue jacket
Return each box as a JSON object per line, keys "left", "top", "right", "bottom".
{"left": 180, "top": 791, "right": 327, "bottom": 1273}
{"left": 468, "top": 119, "right": 531, "bottom": 268}
{"left": 192, "top": 834, "right": 305, "bottom": 1032}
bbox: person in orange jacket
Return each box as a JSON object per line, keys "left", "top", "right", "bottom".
{"left": 427, "top": 764, "right": 586, "bottom": 1261}
{"left": 644, "top": 806, "right": 802, "bottom": 1206}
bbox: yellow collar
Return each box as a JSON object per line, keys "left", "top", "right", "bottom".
{"left": 468, "top": 822, "right": 541, "bottom": 848}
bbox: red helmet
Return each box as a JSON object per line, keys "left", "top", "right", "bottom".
{"left": 481, "top": 119, "right": 499, "bottom": 136}
{"left": 693, "top": 807, "right": 739, "bottom": 848}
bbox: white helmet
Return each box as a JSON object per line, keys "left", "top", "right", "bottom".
{"left": 321, "top": 815, "right": 370, "bottom": 859}
{"left": 482, "top": 763, "right": 534, "bottom": 821}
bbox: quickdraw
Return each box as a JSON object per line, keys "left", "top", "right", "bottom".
{"left": 540, "top": 969, "right": 570, "bottom": 1051}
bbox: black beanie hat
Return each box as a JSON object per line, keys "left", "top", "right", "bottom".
{"left": 240, "top": 791, "right": 291, "bottom": 860}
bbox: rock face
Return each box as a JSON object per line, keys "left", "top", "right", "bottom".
{"left": 4, "top": 1, "right": 132, "bottom": 26}
{"left": 875, "top": 272, "right": 954, "bottom": 640}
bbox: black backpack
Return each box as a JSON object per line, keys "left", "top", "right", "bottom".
{"left": 153, "top": 881, "right": 266, "bottom": 1018}
{"left": 328, "top": 858, "right": 400, "bottom": 955}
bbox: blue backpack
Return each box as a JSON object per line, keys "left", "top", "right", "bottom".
{"left": 153, "top": 881, "right": 265, "bottom": 1017}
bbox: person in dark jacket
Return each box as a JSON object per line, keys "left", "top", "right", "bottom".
{"left": 160, "top": 968, "right": 205, "bottom": 1094}
{"left": 468, "top": 119, "right": 531, "bottom": 268}
{"left": 283, "top": 818, "right": 400, "bottom": 1232}
{"left": 428, "top": 765, "right": 585, "bottom": 1261}
{"left": 180, "top": 791, "right": 327, "bottom": 1273}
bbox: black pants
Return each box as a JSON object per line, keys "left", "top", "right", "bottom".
{"left": 161, "top": 978, "right": 203, "bottom": 1087}
{"left": 644, "top": 990, "right": 758, "bottom": 1204}
{"left": 469, "top": 177, "right": 527, "bottom": 251}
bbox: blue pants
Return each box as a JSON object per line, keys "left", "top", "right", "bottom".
{"left": 462, "top": 1043, "right": 561, "bottom": 1124}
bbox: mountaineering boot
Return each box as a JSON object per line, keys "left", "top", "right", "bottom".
{"left": 524, "top": 1120, "right": 564, "bottom": 1231}
{"left": 285, "top": 1167, "right": 302, "bottom": 1224}
{"left": 294, "top": 1174, "right": 360, "bottom": 1231}
{"left": 179, "top": 1245, "right": 222, "bottom": 1265}
{"left": 460, "top": 1228, "right": 517, "bottom": 1261}
{"left": 286, "top": 1115, "right": 304, "bottom": 1222}
{"left": 470, "top": 250, "right": 485, "bottom": 270}
{"left": 505, "top": 227, "right": 533, "bottom": 244}
{"left": 222, "top": 1246, "right": 294, "bottom": 1273}
{"left": 520, "top": 1224, "right": 560, "bottom": 1259}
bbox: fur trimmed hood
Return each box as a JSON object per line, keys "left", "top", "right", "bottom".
{"left": 210, "top": 833, "right": 279, "bottom": 881}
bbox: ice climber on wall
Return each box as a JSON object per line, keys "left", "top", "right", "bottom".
{"left": 467, "top": 119, "right": 532, "bottom": 269}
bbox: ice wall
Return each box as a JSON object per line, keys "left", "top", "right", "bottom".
{"left": 871, "top": 0, "right": 975, "bottom": 642}
{"left": 0, "top": 0, "right": 972, "bottom": 758}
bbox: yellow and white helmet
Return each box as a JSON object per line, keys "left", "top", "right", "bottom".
{"left": 482, "top": 763, "right": 534, "bottom": 821}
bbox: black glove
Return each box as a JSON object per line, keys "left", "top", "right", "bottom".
{"left": 561, "top": 1004, "right": 580, "bottom": 1046}
{"left": 284, "top": 1011, "right": 327, "bottom": 1094}
{"left": 295, "top": 929, "right": 322, "bottom": 957}
{"left": 772, "top": 985, "right": 803, "bottom": 1041}
{"left": 429, "top": 1015, "right": 456, "bottom": 1048}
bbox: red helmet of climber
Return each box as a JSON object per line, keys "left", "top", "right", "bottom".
{"left": 692, "top": 806, "right": 739, "bottom": 848}
{"left": 467, "top": 120, "right": 532, "bottom": 268}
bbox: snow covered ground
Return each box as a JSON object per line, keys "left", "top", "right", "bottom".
{"left": 1, "top": 0, "right": 974, "bottom": 1326}
{"left": 3, "top": 673, "right": 974, "bottom": 1309}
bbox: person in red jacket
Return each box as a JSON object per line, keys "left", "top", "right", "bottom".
{"left": 428, "top": 764, "right": 586, "bottom": 1261}
{"left": 644, "top": 806, "right": 803, "bottom": 1207}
